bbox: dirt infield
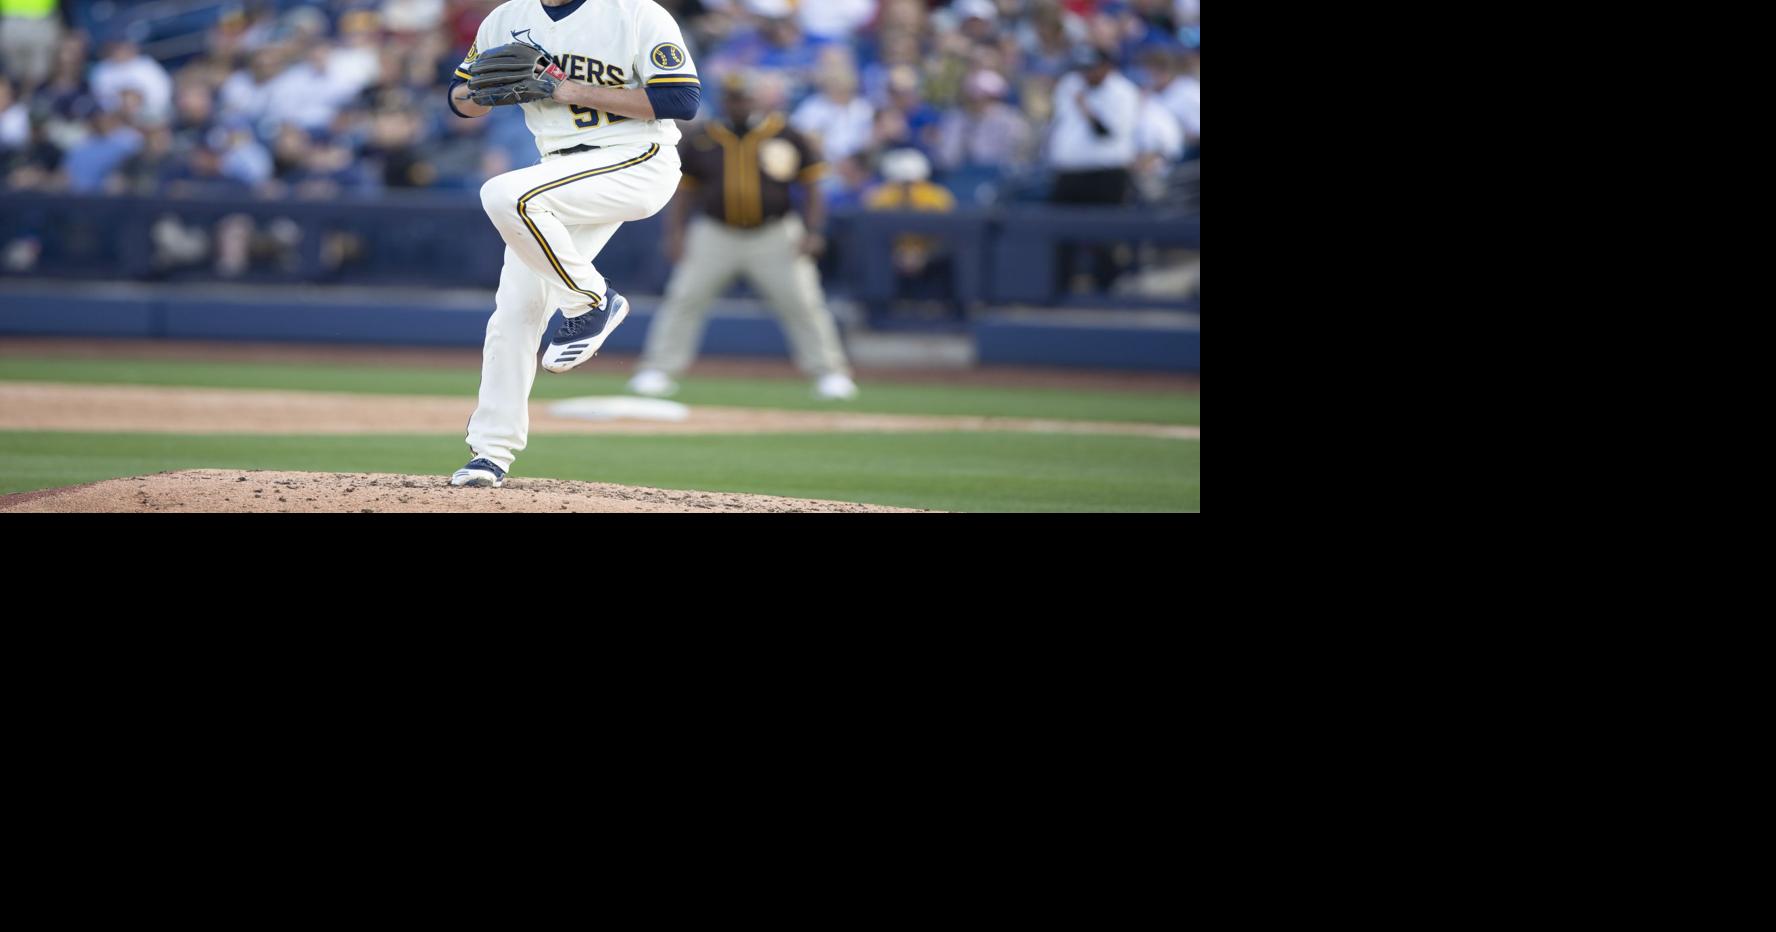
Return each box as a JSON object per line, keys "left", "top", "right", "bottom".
{"left": 0, "top": 470, "right": 930, "bottom": 513}
{"left": 0, "top": 381, "right": 1201, "bottom": 440}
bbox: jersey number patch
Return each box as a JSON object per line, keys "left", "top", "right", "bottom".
{"left": 571, "top": 104, "right": 628, "bottom": 128}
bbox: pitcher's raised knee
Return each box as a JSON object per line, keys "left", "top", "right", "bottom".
{"left": 480, "top": 175, "right": 521, "bottom": 221}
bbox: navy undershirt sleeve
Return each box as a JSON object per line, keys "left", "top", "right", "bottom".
{"left": 454, "top": 76, "right": 698, "bottom": 121}
{"left": 645, "top": 84, "right": 701, "bottom": 122}
{"left": 448, "top": 78, "right": 473, "bottom": 118}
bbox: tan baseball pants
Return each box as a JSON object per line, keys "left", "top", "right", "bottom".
{"left": 639, "top": 214, "right": 852, "bottom": 379}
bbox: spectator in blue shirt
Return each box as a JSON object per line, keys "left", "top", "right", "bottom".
{"left": 65, "top": 110, "right": 142, "bottom": 192}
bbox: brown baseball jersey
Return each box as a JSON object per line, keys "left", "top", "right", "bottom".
{"left": 678, "top": 113, "right": 827, "bottom": 229}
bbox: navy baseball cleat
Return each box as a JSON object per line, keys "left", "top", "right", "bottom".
{"left": 541, "top": 289, "right": 629, "bottom": 374}
{"left": 451, "top": 458, "right": 506, "bottom": 488}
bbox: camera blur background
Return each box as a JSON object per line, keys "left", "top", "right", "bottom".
{"left": 0, "top": 1, "right": 1201, "bottom": 512}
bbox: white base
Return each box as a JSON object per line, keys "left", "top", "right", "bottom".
{"left": 547, "top": 396, "right": 691, "bottom": 423}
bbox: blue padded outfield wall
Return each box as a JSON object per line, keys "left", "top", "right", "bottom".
{"left": 0, "top": 284, "right": 1198, "bottom": 372}
{"left": 0, "top": 193, "right": 1198, "bottom": 309}
{"left": 0, "top": 192, "right": 1199, "bottom": 372}
{"left": 0, "top": 284, "right": 791, "bottom": 358}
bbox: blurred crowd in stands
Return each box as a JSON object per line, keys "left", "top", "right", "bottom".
{"left": 1, "top": 0, "right": 1198, "bottom": 209}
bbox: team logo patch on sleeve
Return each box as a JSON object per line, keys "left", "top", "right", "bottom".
{"left": 465, "top": 41, "right": 479, "bottom": 62}
{"left": 651, "top": 43, "right": 687, "bottom": 69}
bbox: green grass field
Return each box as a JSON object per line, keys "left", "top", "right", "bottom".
{"left": 0, "top": 357, "right": 1201, "bottom": 425}
{"left": 0, "top": 355, "right": 1201, "bottom": 512}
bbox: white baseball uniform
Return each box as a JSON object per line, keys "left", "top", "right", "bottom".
{"left": 455, "top": 0, "right": 698, "bottom": 473}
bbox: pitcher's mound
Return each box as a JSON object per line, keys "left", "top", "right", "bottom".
{"left": 0, "top": 470, "right": 930, "bottom": 513}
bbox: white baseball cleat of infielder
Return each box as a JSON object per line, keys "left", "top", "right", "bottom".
{"left": 542, "top": 291, "right": 630, "bottom": 374}
{"left": 626, "top": 368, "right": 679, "bottom": 397}
{"left": 815, "top": 373, "right": 859, "bottom": 401}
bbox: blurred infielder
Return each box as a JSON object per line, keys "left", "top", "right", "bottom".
{"left": 446, "top": 0, "right": 700, "bottom": 488}
{"left": 627, "top": 74, "right": 857, "bottom": 402}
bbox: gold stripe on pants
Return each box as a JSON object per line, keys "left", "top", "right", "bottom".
{"left": 515, "top": 143, "right": 661, "bottom": 307}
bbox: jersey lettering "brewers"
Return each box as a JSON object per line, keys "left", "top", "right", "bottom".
{"left": 456, "top": 0, "right": 699, "bottom": 157}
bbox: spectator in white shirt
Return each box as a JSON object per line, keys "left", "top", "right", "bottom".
{"left": 1, "top": 0, "right": 61, "bottom": 88}
{"left": 1047, "top": 49, "right": 1140, "bottom": 203}
{"left": 1048, "top": 50, "right": 1141, "bottom": 293}
{"left": 381, "top": 0, "right": 445, "bottom": 35}
{"left": 262, "top": 44, "right": 357, "bottom": 133}
{"left": 950, "top": 0, "right": 998, "bottom": 37}
{"left": 799, "top": 0, "right": 878, "bottom": 40}
{"left": 90, "top": 41, "right": 172, "bottom": 126}
{"left": 791, "top": 61, "right": 876, "bottom": 162}
{"left": 1153, "top": 50, "right": 1200, "bottom": 153}
{"left": 327, "top": 10, "right": 384, "bottom": 101}
{"left": 1133, "top": 92, "right": 1183, "bottom": 201}
{"left": 0, "top": 78, "right": 29, "bottom": 151}
{"left": 218, "top": 50, "right": 285, "bottom": 125}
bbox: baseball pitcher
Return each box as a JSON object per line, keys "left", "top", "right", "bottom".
{"left": 447, "top": 0, "right": 700, "bottom": 489}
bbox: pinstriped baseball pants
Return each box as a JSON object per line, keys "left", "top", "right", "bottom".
{"left": 467, "top": 142, "right": 682, "bottom": 472}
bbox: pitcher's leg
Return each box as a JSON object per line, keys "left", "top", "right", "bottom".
{"left": 481, "top": 173, "right": 606, "bottom": 316}
{"left": 538, "top": 219, "right": 625, "bottom": 312}
{"left": 466, "top": 219, "right": 626, "bottom": 468}
{"left": 465, "top": 247, "right": 551, "bottom": 472}
{"left": 571, "top": 220, "right": 623, "bottom": 267}
{"left": 640, "top": 218, "right": 742, "bottom": 376}
{"left": 479, "top": 145, "right": 672, "bottom": 318}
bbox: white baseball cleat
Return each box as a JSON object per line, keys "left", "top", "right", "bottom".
{"left": 542, "top": 291, "right": 629, "bottom": 374}
{"left": 814, "top": 373, "right": 859, "bottom": 401}
{"left": 626, "top": 369, "right": 679, "bottom": 397}
{"left": 451, "top": 458, "right": 506, "bottom": 488}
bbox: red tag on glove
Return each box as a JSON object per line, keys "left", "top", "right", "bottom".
{"left": 540, "top": 60, "right": 567, "bottom": 82}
